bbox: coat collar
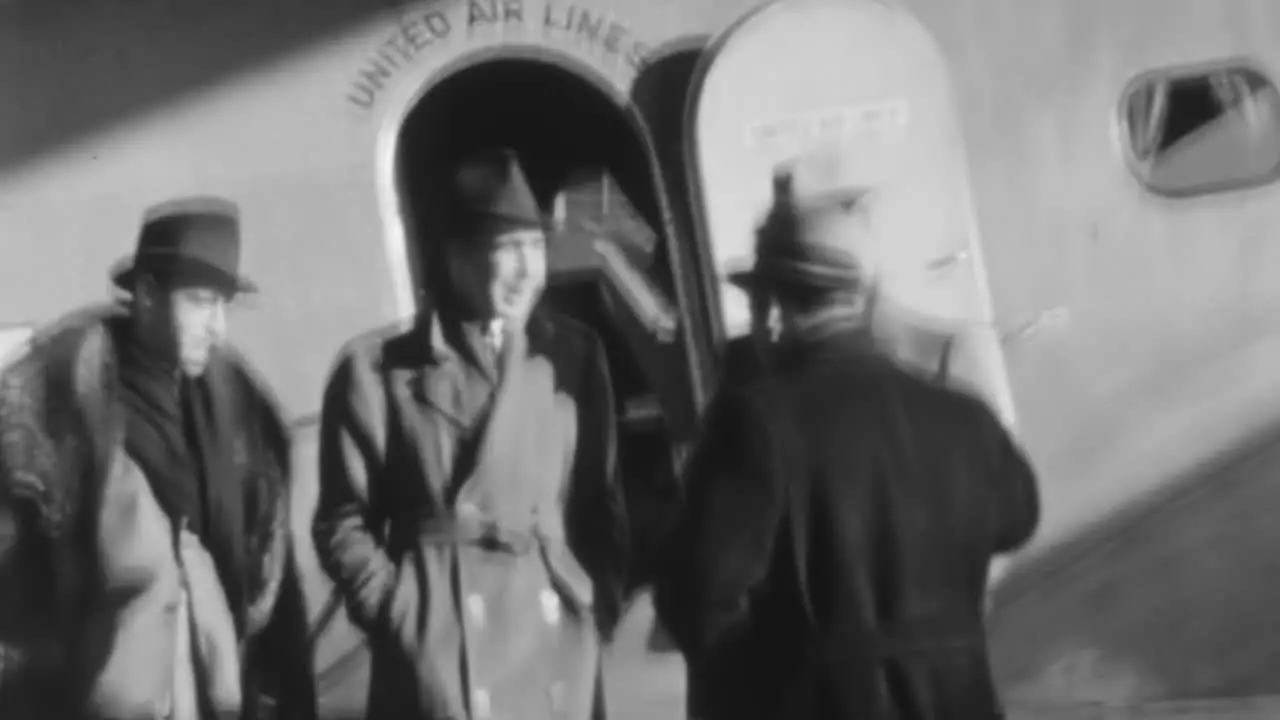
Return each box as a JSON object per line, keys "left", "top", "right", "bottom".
{"left": 382, "top": 312, "right": 518, "bottom": 427}
{"left": 381, "top": 309, "right": 561, "bottom": 426}
{"left": 775, "top": 325, "right": 886, "bottom": 373}
{"left": 431, "top": 315, "right": 500, "bottom": 382}
{"left": 383, "top": 309, "right": 557, "bottom": 367}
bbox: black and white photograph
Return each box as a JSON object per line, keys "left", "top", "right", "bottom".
{"left": 2, "top": 0, "right": 1279, "bottom": 718}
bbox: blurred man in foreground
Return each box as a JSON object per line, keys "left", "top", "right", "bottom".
{"left": 654, "top": 155, "right": 1041, "bottom": 720}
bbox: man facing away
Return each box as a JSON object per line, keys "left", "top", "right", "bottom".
{"left": 0, "top": 197, "right": 313, "bottom": 720}
{"left": 653, "top": 156, "right": 1041, "bottom": 720}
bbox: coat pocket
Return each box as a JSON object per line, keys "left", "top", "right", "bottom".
{"left": 379, "top": 551, "right": 425, "bottom": 658}
{"left": 374, "top": 548, "right": 464, "bottom": 719}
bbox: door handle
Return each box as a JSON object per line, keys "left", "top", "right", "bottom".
{"left": 1001, "top": 306, "right": 1070, "bottom": 343}
{"left": 926, "top": 249, "right": 970, "bottom": 272}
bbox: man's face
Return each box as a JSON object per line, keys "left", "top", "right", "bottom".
{"left": 166, "top": 285, "right": 230, "bottom": 377}
{"left": 488, "top": 227, "right": 547, "bottom": 324}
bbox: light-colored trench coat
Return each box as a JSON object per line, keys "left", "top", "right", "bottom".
{"left": 314, "top": 311, "right": 628, "bottom": 720}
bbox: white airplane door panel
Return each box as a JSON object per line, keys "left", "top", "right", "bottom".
{"left": 686, "top": 0, "right": 1016, "bottom": 424}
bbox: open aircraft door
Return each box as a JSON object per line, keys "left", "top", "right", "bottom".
{"left": 685, "top": 0, "right": 1017, "bottom": 427}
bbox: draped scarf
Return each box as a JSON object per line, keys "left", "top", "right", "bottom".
{"left": 109, "top": 320, "right": 248, "bottom": 632}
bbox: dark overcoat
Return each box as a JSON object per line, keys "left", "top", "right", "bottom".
{"left": 653, "top": 331, "right": 1040, "bottom": 720}
{"left": 0, "top": 303, "right": 313, "bottom": 720}
{"left": 312, "top": 309, "right": 628, "bottom": 720}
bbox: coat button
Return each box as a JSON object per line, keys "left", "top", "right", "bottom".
{"left": 473, "top": 687, "right": 491, "bottom": 718}
{"left": 540, "top": 588, "right": 561, "bottom": 626}
{"left": 467, "top": 593, "right": 486, "bottom": 627}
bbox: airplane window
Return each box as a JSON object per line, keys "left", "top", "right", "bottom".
{"left": 1120, "top": 62, "right": 1280, "bottom": 197}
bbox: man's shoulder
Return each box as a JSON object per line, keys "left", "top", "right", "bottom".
{"left": 781, "top": 351, "right": 1002, "bottom": 426}
{"left": 210, "top": 345, "right": 286, "bottom": 414}
{"left": 329, "top": 319, "right": 416, "bottom": 377}
{"left": 914, "top": 367, "right": 999, "bottom": 416}
{"left": 0, "top": 303, "right": 121, "bottom": 396}
{"left": 20, "top": 304, "right": 121, "bottom": 360}
{"left": 880, "top": 362, "right": 1006, "bottom": 437}
{"left": 0, "top": 306, "right": 121, "bottom": 531}
{"left": 309, "top": 319, "right": 423, "bottom": 415}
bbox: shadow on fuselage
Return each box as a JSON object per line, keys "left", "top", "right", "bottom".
{"left": 0, "top": 0, "right": 391, "bottom": 174}
{"left": 989, "top": 417, "right": 1280, "bottom": 704}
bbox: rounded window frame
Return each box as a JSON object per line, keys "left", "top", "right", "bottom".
{"left": 1116, "top": 55, "right": 1280, "bottom": 199}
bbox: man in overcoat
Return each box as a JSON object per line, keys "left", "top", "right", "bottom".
{"left": 0, "top": 197, "right": 314, "bottom": 719}
{"left": 653, "top": 156, "right": 1041, "bottom": 720}
{"left": 312, "top": 147, "right": 629, "bottom": 720}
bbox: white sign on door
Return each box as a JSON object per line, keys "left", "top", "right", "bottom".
{"left": 744, "top": 99, "right": 910, "bottom": 155}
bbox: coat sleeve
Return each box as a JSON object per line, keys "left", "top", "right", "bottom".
{"left": 237, "top": 368, "right": 293, "bottom": 639}
{"left": 231, "top": 367, "right": 319, "bottom": 720}
{"left": 0, "top": 491, "right": 44, "bottom": 702}
{"left": 987, "top": 409, "right": 1041, "bottom": 555}
{"left": 652, "top": 387, "right": 785, "bottom": 660}
{"left": 0, "top": 351, "right": 53, "bottom": 672}
{"left": 0, "top": 317, "right": 108, "bottom": 716}
{"left": 312, "top": 351, "right": 397, "bottom": 635}
{"left": 247, "top": 552, "right": 319, "bottom": 720}
{"left": 565, "top": 330, "right": 629, "bottom": 642}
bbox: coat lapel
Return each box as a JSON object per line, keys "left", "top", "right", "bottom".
{"left": 389, "top": 316, "right": 497, "bottom": 492}
{"left": 453, "top": 326, "right": 567, "bottom": 525}
{"left": 417, "top": 318, "right": 496, "bottom": 424}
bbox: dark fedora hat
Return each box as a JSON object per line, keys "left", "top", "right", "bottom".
{"left": 110, "top": 196, "right": 257, "bottom": 295}
{"left": 729, "top": 153, "right": 874, "bottom": 295}
{"left": 447, "top": 147, "right": 554, "bottom": 238}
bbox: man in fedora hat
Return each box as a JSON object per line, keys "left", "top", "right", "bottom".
{"left": 653, "top": 155, "right": 1041, "bottom": 720}
{"left": 313, "top": 147, "right": 628, "bottom": 720}
{"left": 0, "top": 197, "right": 314, "bottom": 720}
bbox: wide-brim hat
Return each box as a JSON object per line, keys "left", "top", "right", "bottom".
{"left": 729, "top": 151, "right": 874, "bottom": 295}
{"left": 447, "top": 147, "right": 555, "bottom": 239}
{"left": 111, "top": 196, "right": 257, "bottom": 295}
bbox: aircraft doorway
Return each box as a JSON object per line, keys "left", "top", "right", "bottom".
{"left": 394, "top": 56, "right": 703, "bottom": 590}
